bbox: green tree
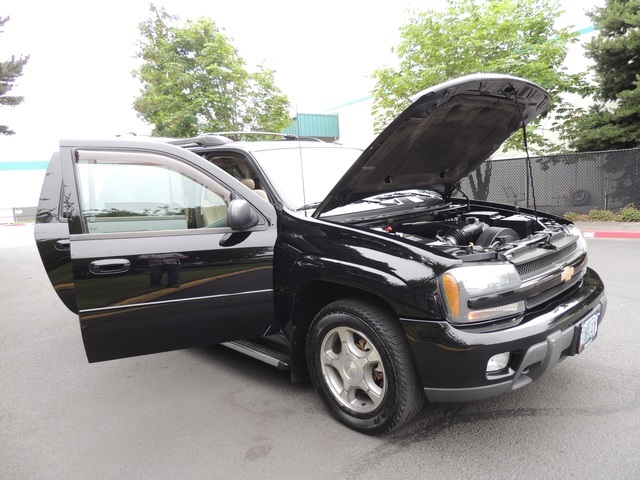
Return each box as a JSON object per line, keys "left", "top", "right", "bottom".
{"left": 567, "top": 0, "right": 640, "bottom": 151}
{"left": 371, "top": 0, "right": 585, "bottom": 153}
{"left": 0, "top": 16, "right": 29, "bottom": 136}
{"left": 133, "top": 5, "right": 290, "bottom": 137}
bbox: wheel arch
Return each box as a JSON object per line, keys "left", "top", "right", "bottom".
{"left": 287, "top": 279, "right": 399, "bottom": 382}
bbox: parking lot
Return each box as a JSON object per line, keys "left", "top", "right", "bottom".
{"left": 1, "top": 224, "right": 639, "bottom": 479}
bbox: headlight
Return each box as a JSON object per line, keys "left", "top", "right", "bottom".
{"left": 567, "top": 224, "right": 588, "bottom": 253}
{"left": 440, "top": 264, "right": 524, "bottom": 324}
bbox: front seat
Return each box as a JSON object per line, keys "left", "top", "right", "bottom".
{"left": 240, "top": 178, "right": 269, "bottom": 202}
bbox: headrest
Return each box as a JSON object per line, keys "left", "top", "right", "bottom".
{"left": 240, "top": 178, "right": 255, "bottom": 189}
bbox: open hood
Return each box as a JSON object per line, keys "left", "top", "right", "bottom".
{"left": 313, "top": 73, "right": 550, "bottom": 217}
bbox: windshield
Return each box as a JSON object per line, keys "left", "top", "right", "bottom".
{"left": 252, "top": 145, "right": 362, "bottom": 210}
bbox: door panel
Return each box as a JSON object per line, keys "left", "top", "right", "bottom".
{"left": 74, "top": 231, "right": 276, "bottom": 362}
{"left": 34, "top": 152, "right": 76, "bottom": 312}
{"left": 67, "top": 147, "right": 278, "bottom": 362}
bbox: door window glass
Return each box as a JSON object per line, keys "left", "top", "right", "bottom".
{"left": 75, "top": 150, "right": 230, "bottom": 233}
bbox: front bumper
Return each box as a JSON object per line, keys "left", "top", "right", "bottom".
{"left": 400, "top": 267, "right": 606, "bottom": 403}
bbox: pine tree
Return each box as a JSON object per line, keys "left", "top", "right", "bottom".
{"left": 567, "top": 0, "right": 640, "bottom": 151}
{"left": 0, "top": 16, "right": 29, "bottom": 136}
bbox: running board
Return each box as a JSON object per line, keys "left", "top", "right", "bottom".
{"left": 222, "top": 339, "right": 290, "bottom": 370}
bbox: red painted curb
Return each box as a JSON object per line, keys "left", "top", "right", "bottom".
{"left": 581, "top": 230, "right": 640, "bottom": 239}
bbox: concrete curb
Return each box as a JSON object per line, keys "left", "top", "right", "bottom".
{"left": 581, "top": 230, "right": 640, "bottom": 239}
{"left": 574, "top": 222, "right": 640, "bottom": 240}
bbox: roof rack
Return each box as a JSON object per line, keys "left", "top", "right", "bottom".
{"left": 206, "top": 131, "right": 300, "bottom": 141}
{"left": 205, "top": 131, "right": 323, "bottom": 142}
{"left": 167, "top": 131, "right": 325, "bottom": 149}
{"left": 167, "top": 134, "right": 233, "bottom": 148}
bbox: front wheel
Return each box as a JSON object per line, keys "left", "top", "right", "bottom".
{"left": 306, "top": 298, "right": 425, "bottom": 434}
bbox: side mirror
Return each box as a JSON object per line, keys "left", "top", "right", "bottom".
{"left": 227, "top": 199, "right": 259, "bottom": 231}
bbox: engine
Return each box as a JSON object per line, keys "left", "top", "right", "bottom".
{"left": 371, "top": 210, "right": 565, "bottom": 258}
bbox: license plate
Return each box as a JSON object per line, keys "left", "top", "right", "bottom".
{"left": 576, "top": 312, "right": 599, "bottom": 354}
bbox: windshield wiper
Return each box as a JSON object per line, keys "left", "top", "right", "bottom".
{"left": 376, "top": 191, "right": 436, "bottom": 201}
{"left": 296, "top": 201, "right": 322, "bottom": 211}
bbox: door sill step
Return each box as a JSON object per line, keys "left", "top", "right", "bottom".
{"left": 222, "top": 339, "right": 290, "bottom": 370}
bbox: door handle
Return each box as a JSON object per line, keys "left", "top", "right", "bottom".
{"left": 89, "top": 259, "right": 131, "bottom": 275}
{"left": 55, "top": 239, "right": 71, "bottom": 252}
{"left": 219, "top": 232, "right": 250, "bottom": 247}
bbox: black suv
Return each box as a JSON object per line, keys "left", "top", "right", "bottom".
{"left": 35, "top": 74, "right": 606, "bottom": 434}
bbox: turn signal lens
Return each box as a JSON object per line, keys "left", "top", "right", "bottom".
{"left": 443, "top": 273, "right": 460, "bottom": 318}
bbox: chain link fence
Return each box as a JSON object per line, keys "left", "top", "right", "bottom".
{"left": 2, "top": 149, "right": 639, "bottom": 222}
{"left": 459, "top": 148, "right": 640, "bottom": 216}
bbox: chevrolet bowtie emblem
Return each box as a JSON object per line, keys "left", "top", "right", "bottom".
{"left": 561, "top": 266, "right": 575, "bottom": 283}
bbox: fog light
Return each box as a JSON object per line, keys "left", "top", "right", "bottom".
{"left": 487, "top": 352, "right": 511, "bottom": 373}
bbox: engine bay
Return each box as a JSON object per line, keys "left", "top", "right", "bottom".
{"left": 367, "top": 207, "right": 572, "bottom": 261}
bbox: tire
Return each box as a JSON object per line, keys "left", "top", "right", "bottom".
{"left": 572, "top": 189, "right": 591, "bottom": 206}
{"left": 306, "top": 298, "right": 425, "bottom": 434}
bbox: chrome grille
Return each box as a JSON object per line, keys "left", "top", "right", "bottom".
{"left": 515, "top": 243, "right": 578, "bottom": 278}
{"left": 525, "top": 273, "right": 582, "bottom": 309}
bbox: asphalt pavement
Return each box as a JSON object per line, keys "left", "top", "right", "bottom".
{"left": 1, "top": 223, "right": 639, "bottom": 479}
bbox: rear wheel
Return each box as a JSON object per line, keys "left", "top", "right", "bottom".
{"left": 306, "top": 298, "right": 425, "bottom": 434}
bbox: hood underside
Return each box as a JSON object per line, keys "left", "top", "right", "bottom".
{"left": 314, "top": 74, "right": 550, "bottom": 217}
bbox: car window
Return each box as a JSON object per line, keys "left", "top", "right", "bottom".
{"left": 252, "top": 146, "right": 361, "bottom": 210}
{"left": 75, "top": 150, "right": 231, "bottom": 234}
